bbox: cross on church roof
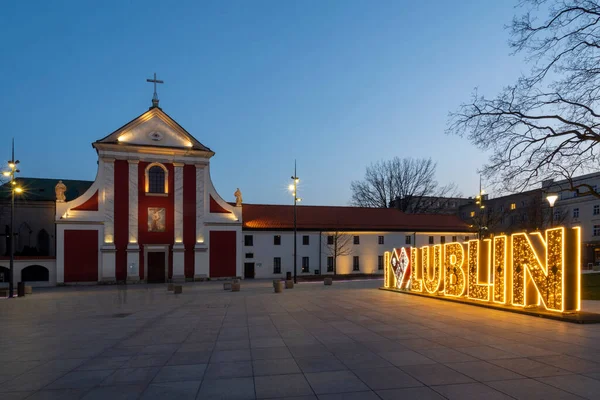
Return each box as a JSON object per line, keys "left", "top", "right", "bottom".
{"left": 146, "top": 72, "right": 164, "bottom": 109}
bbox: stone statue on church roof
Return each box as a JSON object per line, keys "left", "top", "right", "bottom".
{"left": 234, "top": 188, "right": 243, "bottom": 207}
{"left": 55, "top": 180, "right": 67, "bottom": 203}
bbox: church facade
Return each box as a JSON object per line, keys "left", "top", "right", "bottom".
{"left": 54, "top": 104, "right": 242, "bottom": 284}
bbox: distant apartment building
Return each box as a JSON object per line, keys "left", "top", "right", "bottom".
{"left": 542, "top": 172, "right": 600, "bottom": 268}
{"left": 390, "top": 196, "right": 472, "bottom": 214}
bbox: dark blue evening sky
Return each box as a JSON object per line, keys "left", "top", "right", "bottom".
{"left": 1, "top": 1, "right": 525, "bottom": 206}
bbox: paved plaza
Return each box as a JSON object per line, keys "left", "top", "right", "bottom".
{"left": 2, "top": 280, "right": 600, "bottom": 399}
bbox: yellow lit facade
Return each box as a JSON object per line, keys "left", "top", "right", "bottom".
{"left": 383, "top": 226, "right": 582, "bottom": 314}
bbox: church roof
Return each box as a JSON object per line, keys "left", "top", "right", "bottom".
{"left": 0, "top": 178, "right": 93, "bottom": 202}
{"left": 94, "top": 107, "right": 213, "bottom": 153}
{"left": 241, "top": 204, "right": 472, "bottom": 232}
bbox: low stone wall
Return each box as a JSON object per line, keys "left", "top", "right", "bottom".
{"left": 0, "top": 258, "right": 57, "bottom": 287}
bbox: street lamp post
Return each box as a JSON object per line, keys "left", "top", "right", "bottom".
{"left": 546, "top": 193, "right": 558, "bottom": 227}
{"left": 289, "top": 161, "right": 301, "bottom": 284}
{"left": 3, "top": 139, "right": 22, "bottom": 298}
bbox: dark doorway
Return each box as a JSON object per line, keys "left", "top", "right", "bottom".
{"left": 147, "top": 252, "right": 166, "bottom": 283}
{"left": 244, "top": 263, "right": 255, "bottom": 279}
{"left": 21, "top": 265, "right": 49, "bottom": 282}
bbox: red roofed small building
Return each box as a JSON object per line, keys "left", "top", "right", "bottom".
{"left": 240, "top": 204, "right": 472, "bottom": 278}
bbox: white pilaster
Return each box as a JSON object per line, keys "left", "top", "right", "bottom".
{"left": 194, "top": 164, "right": 208, "bottom": 279}
{"left": 128, "top": 160, "right": 139, "bottom": 243}
{"left": 101, "top": 158, "right": 116, "bottom": 281}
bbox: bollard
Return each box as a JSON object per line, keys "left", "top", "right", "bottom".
{"left": 324, "top": 278, "right": 333, "bottom": 286}
{"left": 274, "top": 280, "right": 284, "bottom": 293}
{"left": 285, "top": 280, "right": 294, "bottom": 289}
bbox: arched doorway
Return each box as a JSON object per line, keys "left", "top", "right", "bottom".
{"left": 21, "top": 265, "right": 49, "bottom": 282}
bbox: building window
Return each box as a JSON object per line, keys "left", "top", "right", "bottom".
{"left": 327, "top": 256, "right": 334, "bottom": 272}
{"left": 594, "top": 225, "right": 600, "bottom": 237}
{"left": 573, "top": 208, "right": 579, "bottom": 218}
{"left": 274, "top": 235, "right": 281, "bottom": 245}
{"left": 244, "top": 235, "right": 253, "bottom": 246}
{"left": 146, "top": 163, "right": 168, "bottom": 194}
{"left": 353, "top": 236, "right": 360, "bottom": 245}
{"left": 464, "top": 236, "right": 470, "bottom": 241}
{"left": 353, "top": 256, "right": 360, "bottom": 271}
{"left": 405, "top": 236, "right": 411, "bottom": 245}
{"left": 500, "top": 205, "right": 504, "bottom": 212}
{"left": 302, "top": 257, "right": 310, "bottom": 273}
{"left": 245, "top": 253, "right": 254, "bottom": 259}
{"left": 452, "top": 236, "right": 457, "bottom": 242}
{"left": 521, "top": 214, "right": 526, "bottom": 223}
{"left": 327, "top": 235, "right": 334, "bottom": 245}
{"left": 302, "top": 235, "right": 309, "bottom": 245}
{"left": 273, "top": 257, "right": 281, "bottom": 274}
{"left": 440, "top": 236, "right": 446, "bottom": 244}
{"left": 428, "top": 236, "right": 434, "bottom": 244}
{"left": 554, "top": 210, "right": 560, "bottom": 221}
{"left": 510, "top": 203, "right": 516, "bottom": 210}
{"left": 378, "top": 255, "right": 384, "bottom": 270}
{"left": 594, "top": 205, "right": 600, "bottom": 216}
{"left": 378, "top": 236, "right": 384, "bottom": 245}
{"left": 470, "top": 211, "right": 475, "bottom": 217}
{"left": 511, "top": 215, "right": 518, "bottom": 224}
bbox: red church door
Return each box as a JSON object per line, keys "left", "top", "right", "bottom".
{"left": 210, "top": 231, "right": 236, "bottom": 278}
{"left": 147, "top": 252, "right": 166, "bottom": 283}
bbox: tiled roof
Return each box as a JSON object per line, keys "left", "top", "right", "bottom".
{"left": 0, "top": 178, "right": 93, "bottom": 202}
{"left": 242, "top": 204, "right": 472, "bottom": 232}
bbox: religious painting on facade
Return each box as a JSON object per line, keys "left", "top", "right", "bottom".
{"left": 148, "top": 208, "right": 166, "bottom": 232}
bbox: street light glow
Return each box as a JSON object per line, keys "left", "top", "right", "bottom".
{"left": 546, "top": 193, "right": 558, "bottom": 208}
{"left": 8, "top": 163, "right": 15, "bottom": 169}
{"left": 288, "top": 184, "right": 294, "bottom": 191}
{"left": 14, "top": 187, "right": 23, "bottom": 194}
{"left": 2, "top": 171, "right": 9, "bottom": 177}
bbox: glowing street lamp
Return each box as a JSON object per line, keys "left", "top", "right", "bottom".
{"left": 546, "top": 193, "right": 559, "bottom": 227}
{"left": 290, "top": 161, "right": 301, "bottom": 284}
{"left": 2, "top": 139, "right": 22, "bottom": 298}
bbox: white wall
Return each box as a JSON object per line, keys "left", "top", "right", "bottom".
{"left": 0, "top": 259, "right": 57, "bottom": 287}
{"left": 242, "top": 231, "right": 473, "bottom": 279}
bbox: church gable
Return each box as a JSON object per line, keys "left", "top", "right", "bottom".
{"left": 95, "top": 108, "right": 212, "bottom": 152}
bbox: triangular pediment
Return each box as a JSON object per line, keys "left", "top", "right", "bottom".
{"left": 95, "top": 107, "right": 212, "bottom": 152}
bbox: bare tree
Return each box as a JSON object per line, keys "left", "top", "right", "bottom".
{"left": 350, "top": 157, "right": 460, "bottom": 212}
{"left": 323, "top": 232, "right": 353, "bottom": 276}
{"left": 449, "top": 0, "right": 600, "bottom": 198}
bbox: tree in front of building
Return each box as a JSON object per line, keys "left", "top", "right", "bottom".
{"left": 350, "top": 157, "right": 459, "bottom": 212}
{"left": 449, "top": 0, "right": 600, "bottom": 199}
{"left": 323, "top": 232, "right": 353, "bottom": 276}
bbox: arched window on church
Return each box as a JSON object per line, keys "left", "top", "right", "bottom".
{"left": 145, "top": 163, "right": 168, "bottom": 194}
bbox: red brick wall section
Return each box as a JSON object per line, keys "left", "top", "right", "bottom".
{"left": 64, "top": 230, "right": 98, "bottom": 282}
{"left": 138, "top": 162, "right": 175, "bottom": 280}
{"left": 209, "top": 231, "right": 236, "bottom": 277}
{"left": 183, "top": 165, "right": 196, "bottom": 279}
{"left": 71, "top": 190, "right": 99, "bottom": 211}
{"left": 114, "top": 160, "right": 129, "bottom": 281}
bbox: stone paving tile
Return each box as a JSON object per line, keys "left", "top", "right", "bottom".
{"left": 204, "top": 361, "right": 253, "bottom": 379}
{"left": 76, "top": 356, "right": 130, "bottom": 371}
{"left": 296, "top": 356, "right": 348, "bottom": 373}
{"left": 215, "top": 339, "right": 250, "bottom": 350}
{"left": 489, "top": 358, "right": 573, "bottom": 378}
{"left": 304, "top": 370, "right": 369, "bottom": 395}
{"left": 417, "top": 347, "right": 479, "bottom": 363}
{"left": 352, "top": 366, "right": 422, "bottom": 390}
{"left": 533, "top": 354, "right": 600, "bottom": 374}
{"left": 100, "top": 367, "right": 160, "bottom": 385}
{"left": 335, "top": 351, "right": 392, "bottom": 369}
{"left": 80, "top": 384, "right": 146, "bottom": 400}
{"left": 253, "top": 358, "right": 301, "bottom": 376}
{"left": 211, "top": 349, "right": 252, "bottom": 363}
{"left": 251, "top": 346, "right": 293, "bottom": 360}
{"left": 378, "top": 350, "right": 436, "bottom": 366}
{"left": 255, "top": 373, "right": 314, "bottom": 398}
{"left": 152, "top": 363, "right": 207, "bottom": 382}
{"left": 376, "top": 387, "right": 446, "bottom": 400}
{"left": 167, "top": 350, "right": 211, "bottom": 365}
{"left": 26, "top": 388, "right": 87, "bottom": 399}
{"left": 400, "top": 363, "right": 474, "bottom": 386}
{"left": 537, "top": 374, "right": 600, "bottom": 399}
{"left": 445, "top": 360, "right": 525, "bottom": 382}
{"left": 197, "top": 377, "right": 255, "bottom": 400}
{"left": 288, "top": 345, "right": 333, "bottom": 359}
{"left": 317, "top": 391, "right": 380, "bottom": 399}
{"left": 251, "top": 337, "right": 286, "bottom": 348}
{"left": 457, "top": 345, "right": 520, "bottom": 360}
{"left": 46, "top": 370, "right": 114, "bottom": 390}
{"left": 122, "top": 353, "right": 171, "bottom": 368}
{"left": 488, "top": 378, "right": 583, "bottom": 399}
{"left": 140, "top": 380, "right": 201, "bottom": 400}
{"left": 431, "top": 382, "right": 513, "bottom": 400}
